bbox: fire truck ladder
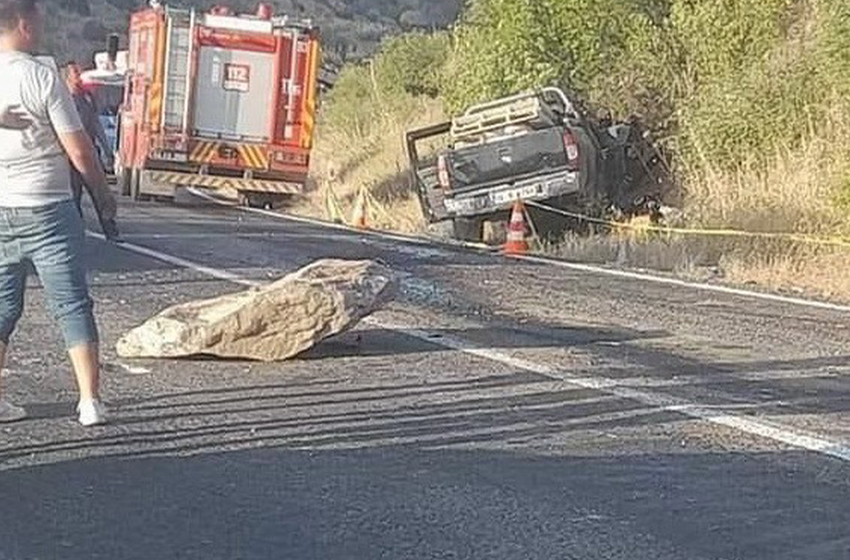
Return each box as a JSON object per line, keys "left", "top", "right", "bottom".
{"left": 161, "top": 8, "right": 194, "bottom": 132}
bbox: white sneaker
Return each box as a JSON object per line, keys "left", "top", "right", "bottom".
{"left": 77, "top": 399, "right": 107, "bottom": 427}
{"left": 0, "top": 399, "right": 26, "bottom": 423}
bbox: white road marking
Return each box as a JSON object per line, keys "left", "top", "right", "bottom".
{"left": 376, "top": 322, "right": 850, "bottom": 462}
{"left": 186, "top": 186, "right": 850, "bottom": 314}
{"left": 99, "top": 232, "right": 850, "bottom": 463}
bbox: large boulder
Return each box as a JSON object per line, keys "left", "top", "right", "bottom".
{"left": 116, "top": 259, "right": 396, "bottom": 361}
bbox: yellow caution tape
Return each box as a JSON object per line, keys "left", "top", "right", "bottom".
{"left": 525, "top": 200, "right": 850, "bottom": 249}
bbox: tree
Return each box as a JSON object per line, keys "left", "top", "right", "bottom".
{"left": 374, "top": 31, "right": 450, "bottom": 99}
{"left": 441, "top": 0, "right": 666, "bottom": 115}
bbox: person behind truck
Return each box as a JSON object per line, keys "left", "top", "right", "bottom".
{"left": 0, "top": 0, "right": 118, "bottom": 425}
{"left": 62, "top": 61, "right": 118, "bottom": 239}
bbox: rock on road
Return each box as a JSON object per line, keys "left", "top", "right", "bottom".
{"left": 1, "top": 193, "right": 850, "bottom": 560}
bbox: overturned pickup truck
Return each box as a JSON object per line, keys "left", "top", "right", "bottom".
{"left": 406, "top": 87, "right": 667, "bottom": 241}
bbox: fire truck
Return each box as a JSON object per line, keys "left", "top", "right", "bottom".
{"left": 117, "top": 2, "right": 321, "bottom": 207}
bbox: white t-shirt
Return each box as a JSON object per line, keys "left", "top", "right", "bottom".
{"left": 0, "top": 51, "right": 83, "bottom": 207}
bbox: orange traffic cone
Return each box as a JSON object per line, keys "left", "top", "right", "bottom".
{"left": 351, "top": 188, "right": 369, "bottom": 229}
{"left": 503, "top": 200, "right": 529, "bottom": 255}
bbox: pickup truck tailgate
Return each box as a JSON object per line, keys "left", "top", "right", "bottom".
{"left": 447, "top": 127, "right": 570, "bottom": 192}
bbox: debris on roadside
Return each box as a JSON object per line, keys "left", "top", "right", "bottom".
{"left": 115, "top": 259, "right": 396, "bottom": 362}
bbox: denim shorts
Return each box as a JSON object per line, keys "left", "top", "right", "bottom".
{"left": 0, "top": 199, "right": 98, "bottom": 348}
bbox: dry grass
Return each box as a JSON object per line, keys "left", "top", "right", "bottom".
{"left": 550, "top": 229, "right": 850, "bottom": 301}
{"left": 720, "top": 246, "right": 850, "bottom": 300}
{"left": 547, "top": 232, "right": 718, "bottom": 274}
{"left": 296, "top": 98, "right": 446, "bottom": 233}
{"left": 667, "top": 104, "right": 850, "bottom": 301}
{"left": 683, "top": 106, "right": 850, "bottom": 236}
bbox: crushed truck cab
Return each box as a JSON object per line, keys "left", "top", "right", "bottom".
{"left": 118, "top": 3, "right": 320, "bottom": 208}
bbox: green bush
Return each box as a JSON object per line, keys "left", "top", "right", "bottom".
{"left": 374, "top": 32, "right": 450, "bottom": 99}
{"left": 322, "top": 64, "right": 379, "bottom": 140}
{"left": 321, "top": 0, "right": 850, "bottom": 226}
{"left": 441, "top": 0, "right": 669, "bottom": 116}
{"left": 321, "top": 29, "right": 450, "bottom": 141}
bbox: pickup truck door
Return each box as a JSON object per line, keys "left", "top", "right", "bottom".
{"left": 405, "top": 121, "right": 451, "bottom": 222}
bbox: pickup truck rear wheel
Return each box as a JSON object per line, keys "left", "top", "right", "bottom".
{"left": 452, "top": 217, "right": 484, "bottom": 243}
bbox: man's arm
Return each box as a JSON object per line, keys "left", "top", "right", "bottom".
{"left": 40, "top": 68, "right": 118, "bottom": 227}
{"left": 56, "top": 130, "right": 116, "bottom": 221}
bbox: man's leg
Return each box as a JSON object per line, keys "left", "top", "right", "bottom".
{"left": 30, "top": 202, "right": 103, "bottom": 423}
{"left": 67, "top": 342, "right": 100, "bottom": 402}
{"left": 0, "top": 261, "right": 27, "bottom": 422}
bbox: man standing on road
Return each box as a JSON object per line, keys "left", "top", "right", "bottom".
{"left": 0, "top": 0, "right": 116, "bottom": 425}
{"left": 61, "top": 61, "right": 118, "bottom": 239}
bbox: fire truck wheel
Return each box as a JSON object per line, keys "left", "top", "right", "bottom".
{"left": 118, "top": 167, "right": 132, "bottom": 197}
{"left": 130, "top": 168, "right": 142, "bottom": 201}
{"left": 239, "top": 192, "right": 276, "bottom": 209}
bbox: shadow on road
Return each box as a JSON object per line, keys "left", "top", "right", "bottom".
{"left": 3, "top": 200, "right": 843, "bottom": 559}
{"left": 2, "top": 339, "right": 850, "bottom": 558}
{"left": 81, "top": 198, "right": 511, "bottom": 277}
{"left": 0, "top": 442, "right": 845, "bottom": 559}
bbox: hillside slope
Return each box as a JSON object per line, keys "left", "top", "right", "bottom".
{"left": 41, "top": 0, "right": 460, "bottom": 67}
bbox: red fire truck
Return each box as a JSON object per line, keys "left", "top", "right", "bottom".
{"left": 117, "top": 3, "right": 321, "bottom": 207}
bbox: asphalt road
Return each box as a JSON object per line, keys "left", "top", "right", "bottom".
{"left": 1, "top": 193, "right": 850, "bottom": 559}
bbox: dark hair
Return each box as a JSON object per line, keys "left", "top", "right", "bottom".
{"left": 60, "top": 61, "right": 79, "bottom": 80}
{"left": 0, "top": 0, "right": 36, "bottom": 32}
